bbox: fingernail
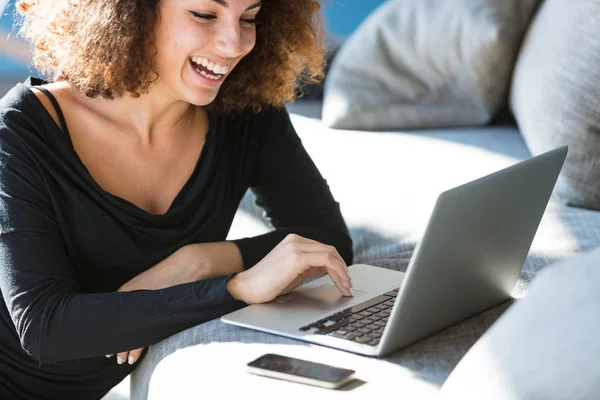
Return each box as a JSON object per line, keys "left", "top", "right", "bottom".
{"left": 349, "top": 288, "right": 355, "bottom": 296}
{"left": 105, "top": 354, "right": 112, "bottom": 358}
{"left": 117, "top": 356, "right": 124, "bottom": 365}
{"left": 128, "top": 355, "right": 135, "bottom": 365}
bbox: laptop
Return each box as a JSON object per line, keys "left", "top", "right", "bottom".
{"left": 222, "top": 146, "right": 568, "bottom": 357}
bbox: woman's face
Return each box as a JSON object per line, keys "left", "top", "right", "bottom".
{"left": 153, "top": 0, "right": 261, "bottom": 105}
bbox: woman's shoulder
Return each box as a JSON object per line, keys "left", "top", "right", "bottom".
{"left": 0, "top": 77, "right": 38, "bottom": 140}
{"left": 0, "top": 77, "right": 41, "bottom": 116}
{"left": 0, "top": 77, "right": 66, "bottom": 158}
{"left": 0, "top": 77, "right": 60, "bottom": 129}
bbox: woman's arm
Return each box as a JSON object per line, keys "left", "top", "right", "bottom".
{"left": 113, "top": 236, "right": 351, "bottom": 364}
{"left": 105, "top": 241, "right": 243, "bottom": 365}
{"left": 118, "top": 241, "right": 244, "bottom": 292}
{"left": 0, "top": 233, "right": 244, "bottom": 365}
{"left": 231, "top": 106, "right": 354, "bottom": 270}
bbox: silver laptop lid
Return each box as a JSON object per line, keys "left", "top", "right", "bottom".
{"left": 379, "top": 146, "right": 568, "bottom": 356}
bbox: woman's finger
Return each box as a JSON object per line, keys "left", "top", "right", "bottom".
{"left": 295, "top": 243, "right": 351, "bottom": 280}
{"left": 127, "top": 348, "right": 144, "bottom": 365}
{"left": 116, "top": 351, "right": 128, "bottom": 365}
{"left": 290, "top": 238, "right": 351, "bottom": 275}
{"left": 302, "top": 252, "right": 353, "bottom": 296}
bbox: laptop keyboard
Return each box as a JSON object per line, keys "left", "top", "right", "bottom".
{"left": 298, "top": 288, "right": 399, "bottom": 346}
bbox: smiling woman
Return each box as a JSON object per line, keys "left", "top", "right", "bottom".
{"left": 0, "top": 0, "right": 352, "bottom": 399}
{"left": 15, "top": 0, "right": 326, "bottom": 111}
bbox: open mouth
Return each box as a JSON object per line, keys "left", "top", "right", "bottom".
{"left": 189, "top": 58, "right": 225, "bottom": 82}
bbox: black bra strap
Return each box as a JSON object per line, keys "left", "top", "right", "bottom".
{"left": 35, "top": 86, "right": 69, "bottom": 134}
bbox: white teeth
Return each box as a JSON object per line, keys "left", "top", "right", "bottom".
{"left": 191, "top": 57, "right": 229, "bottom": 76}
{"left": 195, "top": 67, "right": 220, "bottom": 80}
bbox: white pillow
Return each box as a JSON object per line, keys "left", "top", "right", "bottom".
{"left": 438, "top": 246, "right": 600, "bottom": 399}
{"left": 322, "top": 0, "right": 540, "bottom": 131}
{"left": 510, "top": 0, "right": 600, "bottom": 210}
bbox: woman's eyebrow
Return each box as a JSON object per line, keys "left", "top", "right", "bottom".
{"left": 209, "top": 0, "right": 262, "bottom": 11}
{"left": 246, "top": 2, "right": 262, "bottom": 11}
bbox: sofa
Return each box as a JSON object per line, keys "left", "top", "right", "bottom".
{"left": 110, "top": 1, "right": 600, "bottom": 399}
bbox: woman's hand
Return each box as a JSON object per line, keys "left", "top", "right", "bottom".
{"left": 227, "top": 234, "right": 353, "bottom": 304}
{"left": 106, "top": 242, "right": 243, "bottom": 365}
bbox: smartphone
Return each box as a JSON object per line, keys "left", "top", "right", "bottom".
{"left": 247, "top": 353, "right": 356, "bottom": 389}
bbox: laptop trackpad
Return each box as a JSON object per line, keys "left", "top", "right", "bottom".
{"left": 275, "top": 284, "right": 367, "bottom": 311}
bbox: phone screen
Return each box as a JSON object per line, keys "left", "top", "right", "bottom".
{"left": 247, "top": 353, "right": 355, "bottom": 383}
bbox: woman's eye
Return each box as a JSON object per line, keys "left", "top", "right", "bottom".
{"left": 190, "top": 11, "right": 216, "bottom": 20}
{"left": 189, "top": 11, "right": 257, "bottom": 25}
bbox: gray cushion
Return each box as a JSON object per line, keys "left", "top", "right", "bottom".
{"left": 321, "top": 0, "right": 540, "bottom": 131}
{"left": 510, "top": 0, "right": 600, "bottom": 211}
{"left": 438, "top": 245, "right": 600, "bottom": 400}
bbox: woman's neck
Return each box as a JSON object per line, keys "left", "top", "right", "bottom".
{"left": 56, "top": 81, "right": 207, "bottom": 147}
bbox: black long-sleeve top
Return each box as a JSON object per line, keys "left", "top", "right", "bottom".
{"left": 0, "top": 77, "right": 352, "bottom": 400}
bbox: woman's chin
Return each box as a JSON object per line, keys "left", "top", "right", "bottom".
{"left": 184, "top": 90, "right": 219, "bottom": 107}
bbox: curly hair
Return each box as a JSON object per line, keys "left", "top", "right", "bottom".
{"left": 15, "top": 0, "right": 326, "bottom": 113}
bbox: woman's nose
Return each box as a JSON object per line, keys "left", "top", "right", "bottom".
{"left": 214, "top": 22, "right": 244, "bottom": 59}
